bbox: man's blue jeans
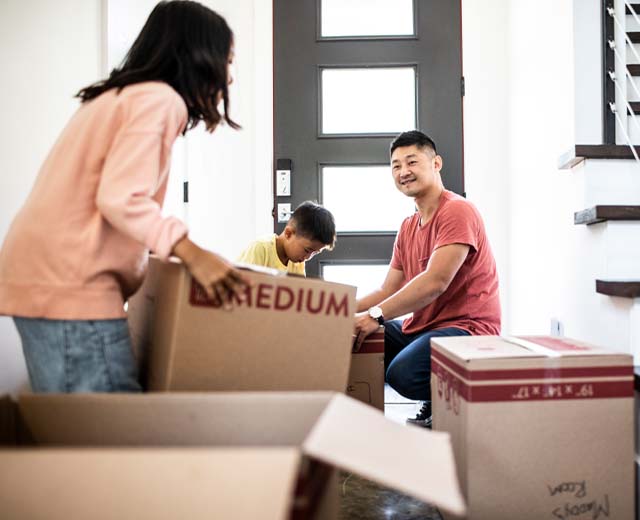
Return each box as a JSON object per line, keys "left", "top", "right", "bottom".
{"left": 384, "top": 319, "right": 470, "bottom": 401}
{"left": 13, "top": 317, "right": 142, "bottom": 393}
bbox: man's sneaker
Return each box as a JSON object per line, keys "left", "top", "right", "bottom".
{"left": 406, "top": 400, "right": 432, "bottom": 429}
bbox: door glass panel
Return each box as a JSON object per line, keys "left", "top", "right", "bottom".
{"left": 323, "top": 264, "right": 412, "bottom": 320}
{"left": 322, "top": 165, "right": 415, "bottom": 232}
{"left": 322, "top": 264, "right": 389, "bottom": 299}
{"left": 321, "top": 67, "right": 416, "bottom": 135}
{"left": 320, "top": 0, "right": 414, "bottom": 38}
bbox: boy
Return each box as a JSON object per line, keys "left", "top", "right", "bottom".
{"left": 237, "top": 201, "right": 336, "bottom": 275}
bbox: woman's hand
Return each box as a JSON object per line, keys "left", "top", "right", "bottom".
{"left": 172, "top": 236, "right": 250, "bottom": 308}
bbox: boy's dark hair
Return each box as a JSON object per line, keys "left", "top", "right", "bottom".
{"left": 390, "top": 130, "right": 437, "bottom": 157}
{"left": 290, "top": 201, "right": 336, "bottom": 249}
{"left": 76, "top": 0, "right": 238, "bottom": 133}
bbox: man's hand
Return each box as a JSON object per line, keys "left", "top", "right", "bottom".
{"left": 353, "top": 311, "right": 381, "bottom": 352}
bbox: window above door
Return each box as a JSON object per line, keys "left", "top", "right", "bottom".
{"left": 319, "top": 0, "right": 416, "bottom": 40}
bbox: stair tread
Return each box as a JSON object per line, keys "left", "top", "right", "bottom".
{"left": 574, "top": 205, "right": 640, "bottom": 225}
{"left": 629, "top": 31, "right": 640, "bottom": 43}
{"left": 629, "top": 64, "right": 640, "bottom": 76}
{"left": 595, "top": 280, "right": 640, "bottom": 298}
{"left": 559, "top": 145, "right": 640, "bottom": 168}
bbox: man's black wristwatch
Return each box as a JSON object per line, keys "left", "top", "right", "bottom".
{"left": 368, "top": 306, "right": 385, "bottom": 325}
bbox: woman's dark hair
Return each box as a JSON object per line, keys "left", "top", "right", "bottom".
{"left": 290, "top": 201, "right": 336, "bottom": 250}
{"left": 390, "top": 130, "right": 437, "bottom": 156}
{"left": 76, "top": 0, "right": 238, "bottom": 132}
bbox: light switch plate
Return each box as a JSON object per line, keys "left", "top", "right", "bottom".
{"left": 277, "top": 203, "right": 292, "bottom": 223}
{"left": 276, "top": 170, "right": 291, "bottom": 196}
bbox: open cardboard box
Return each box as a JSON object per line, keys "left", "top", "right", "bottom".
{"left": 431, "top": 335, "right": 634, "bottom": 520}
{"left": 0, "top": 392, "right": 465, "bottom": 519}
{"left": 128, "top": 256, "right": 357, "bottom": 392}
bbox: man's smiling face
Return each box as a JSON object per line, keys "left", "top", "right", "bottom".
{"left": 390, "top": 144, "right": 442, "bottom": 199}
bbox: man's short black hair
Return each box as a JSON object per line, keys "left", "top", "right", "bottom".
{"left": 290, "top": 201, "right": 336, "bottom": 249}
{"left": 390, "top": 130, "right": 437, "bottom": 157}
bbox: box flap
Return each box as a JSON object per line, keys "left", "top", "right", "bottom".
{"left": 432, "top": 336, "right": 548, "bottom": 363}
{"left": 0, "top": 448, "right": 299, "bottom": 520}
{"left": 432, "top": 335, "right": 633, "bottom": 364}
{"left": 18, "top": 392, "right": 335, "bottom": 446}
{"left": 234, "top": 261, "right": 283, "bottom": 276}
{"left": 301, "top": 394, "right": 466, "bottom": 516}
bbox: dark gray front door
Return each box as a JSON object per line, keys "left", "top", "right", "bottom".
{"left": 274, "top": 0, "right": 463, "bottom": 286}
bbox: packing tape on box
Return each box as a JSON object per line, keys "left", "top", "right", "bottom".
{"left": 503, "top": 336, "right": 562, "bottom": 358}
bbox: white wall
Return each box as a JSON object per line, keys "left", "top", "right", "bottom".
{"left": 0, "top": 0, "right": 103, "bottom": 393}
{"left": 0, "top": 0, "right": 273, "bottom": 393}
{"left": 505, "top": 0, "right": 577, "bottom": 335}
{"left": 461, "top": 0, "right": 511, "bottom": 331}
{"left": 462, "top": 0, "right": 576, "bottom": 336}
{"left": 463, "top": 0, "right": 578, "bottom": 336}
{"left": 574, "top": 0, "right": 602, "bottom": 144}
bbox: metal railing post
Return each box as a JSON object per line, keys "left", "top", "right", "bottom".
{"left": 602, "top": 0, "right": 616, "bottom": 144}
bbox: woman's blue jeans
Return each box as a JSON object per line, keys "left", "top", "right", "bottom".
{"left": 13, "top": 317, "right": 142, "bottom": 393}
{"left": 384, "top": 319, "right": 470, "bottom": 401}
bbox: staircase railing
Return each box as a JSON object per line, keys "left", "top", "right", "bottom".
{"left": 602, "top": 0, "right": 640, "bottom": 162}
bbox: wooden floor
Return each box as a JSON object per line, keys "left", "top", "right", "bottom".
{"left": 339, "top": 385, "right": 444, "bottom": 520}
{"left": 339, "top": 472, "right": 444, "bottom": 520}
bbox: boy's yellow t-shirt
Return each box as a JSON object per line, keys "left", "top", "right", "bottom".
{"left": 237, "top": 234, "right": 305, "bottom": 276}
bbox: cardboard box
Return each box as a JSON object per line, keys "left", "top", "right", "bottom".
{"left": 430, "top": 335, "right": 635, "bottom": 520}
{"left": 128, "top": 257, "right": 357, "bottom": 392}
{"left": 0, "top": 392, "right": 466, "bottom": 519}
{"left": 347, "top": 329, "right": 385, "bottom": 411}
{"left": 635, "top": 380, "right": 640, "bottom": 520}
{"left": 0, "top": 395, "right": 16, "bottom": 444}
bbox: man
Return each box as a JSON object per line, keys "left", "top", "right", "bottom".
{"left": 354, "top": 130, "right": 500, "bottom": 428}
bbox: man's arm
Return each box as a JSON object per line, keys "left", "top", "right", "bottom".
{"left": 356, "top": 267, "right": 405, "bottom": 312}
{"left": 353, "top": 243, "right": 470, "bottom": 347}
{"left": 378, "top": 243, "right": 470, "bottom": 320}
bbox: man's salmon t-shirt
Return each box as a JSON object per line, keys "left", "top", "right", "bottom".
{"left": 390, "top": 190, "right": 501, "bottom": 336}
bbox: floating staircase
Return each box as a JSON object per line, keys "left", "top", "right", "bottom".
{"left": 558, "top": 3, "right": 640, "bottom": 366}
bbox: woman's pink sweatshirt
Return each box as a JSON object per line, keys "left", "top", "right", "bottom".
{"left": 0, "top": 81, "right": 189, "bottom": 319}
